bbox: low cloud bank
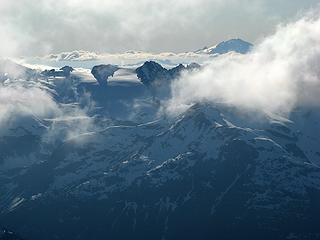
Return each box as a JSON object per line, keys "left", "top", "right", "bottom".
{"left": 0, "top": 85, "right": 59, "bottom": 127}
{"left": 167, "top": 12, "right": 320, "bottom": 116}
{"left": 0, "top": 77, "right": 96, "bottom": 142}
{"left": 43, "top": 50, "right": 210, "bottom": 68}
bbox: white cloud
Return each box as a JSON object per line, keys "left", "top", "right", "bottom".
{"left": 41, "top": 50, "right": 211, "bottom": 68}
{"left": 0, "top": 85, "right": 59, "bottom": 128}
{"left": 166, "top": 12, "right": 320, "bottom": 116}
{"left": 0, "top": 77, "right": 96, "bottom": 142}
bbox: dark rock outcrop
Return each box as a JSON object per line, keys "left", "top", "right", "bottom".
{"left": 60, "top": 66, "right": 74, "bottom": 77}
{"left": 91, "top": 64, "right": 119, "bottom": 85}
{"left": 136, "top": 61, "right": 199, "bottom": 87}
{"left": 135, "top": 61, "right": 201, "bottom": 97}
{"left": 135, "top": 61, "right": 169, "bottom": 87}
{"left": 168, "top": 64, "right": 186, "bottom": 79}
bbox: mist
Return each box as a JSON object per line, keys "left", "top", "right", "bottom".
{"left": 0, "top": 75, "right": 96, "bottom": 142}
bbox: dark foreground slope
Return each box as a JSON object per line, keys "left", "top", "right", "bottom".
{"left": 1, "top": 104, "right": 320, "bottom": 240}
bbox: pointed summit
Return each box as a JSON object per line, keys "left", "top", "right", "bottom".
{"left": 196, "top": 38, "right": 253, "bottom": 55}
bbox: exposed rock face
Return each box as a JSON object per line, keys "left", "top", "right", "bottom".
{"left": 91, "top": 64, "right": 119, "bottom": 85}
{"left": 135, "top": 61, "right": 168, "bottom": 87}
{"left": 60, "top": 66, "right": 74, "bottom": 77}
{"left": 135, "top": 61, "right": 187, "bottom": 98}
{"left": 135, "top": 61, "right": 201, "bottom": 98}
{"left": 168, "top": 64, "right": 186, "bottom": 79}
{"left": 136, "top": 61, "right": 200, "bottom": 86}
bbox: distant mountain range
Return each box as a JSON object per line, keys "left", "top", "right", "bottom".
{"left": 39, "top": 39, "right": 254, "bottom": 64}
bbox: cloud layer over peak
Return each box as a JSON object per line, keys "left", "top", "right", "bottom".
{"left": 167, "top": 12, "right": 320, "bottom": 116}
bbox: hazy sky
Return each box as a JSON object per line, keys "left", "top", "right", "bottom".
{"left": 0, "top": 0, "right": 319, "bottom": 56}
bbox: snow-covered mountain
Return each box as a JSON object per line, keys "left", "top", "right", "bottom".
{"left": 0, "top": 60, "right": 320, "bottom": 240}
{"left": 195, "top": 38, "right": 253, "bottom": 55}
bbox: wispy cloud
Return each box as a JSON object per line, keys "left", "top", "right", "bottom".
{"left": 42, "top": 50, "right": 210, "bottom": 68}
{"left": 0, "top": 74, "right": 97, "bottom": 142}
{"left": 0, "top": 85, "right": 59, "bottom": 130}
